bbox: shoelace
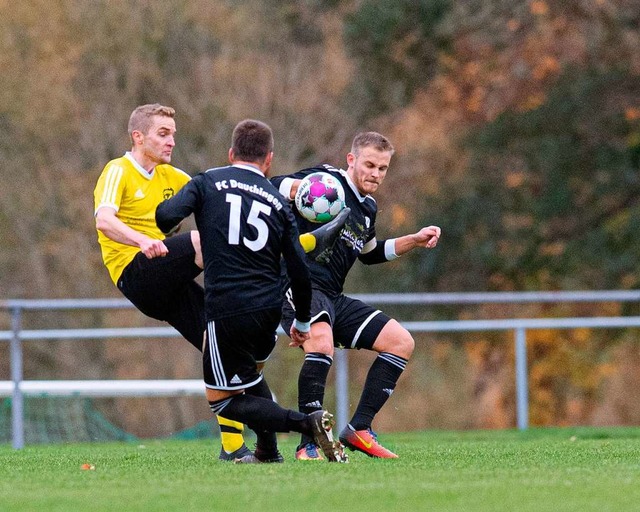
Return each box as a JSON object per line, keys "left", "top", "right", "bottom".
{"left": 305, "top": 443, "right": 320, "bottom": 457}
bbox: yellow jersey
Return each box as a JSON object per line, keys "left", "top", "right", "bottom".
{"left": 94, "top": 152, "right": 192, "bottom": 284}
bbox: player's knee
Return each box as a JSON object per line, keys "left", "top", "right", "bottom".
{"left": 375, "top": 321, "right": 414, "bottom": 359}
{"left": 305, "top": 336, "right": 334, "bottom": 356}
{"left": 396, "top": 330, "right": 415, "bottom": 359}
{"left": 306, "top": 323, "right": 334, "bottom": 356}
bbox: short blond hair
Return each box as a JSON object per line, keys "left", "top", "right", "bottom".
{"left": 128, "top": 104, "right": 175, "bottom": 140}
{"left": 351, "top": 132, "right": 395, "bottom": 156}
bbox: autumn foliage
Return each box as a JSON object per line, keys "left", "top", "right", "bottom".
{"left": 1, "top": 0, "right": 640, "bottom": 434}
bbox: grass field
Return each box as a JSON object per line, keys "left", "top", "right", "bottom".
{"left": 2, "top": 427, "right": 640, "bottom": 512}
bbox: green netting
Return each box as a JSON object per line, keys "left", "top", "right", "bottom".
{"left": 170, "top": 420, "right": 217, "bottom": 440}
{"left": 0, "top": 397, "right": 220, "bottom": 445}
{"left": 0, "top": 397, "right": 136, "bottom": 444}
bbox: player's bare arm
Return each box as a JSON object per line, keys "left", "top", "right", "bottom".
{"left": 95, "top": 207, "right": 168, "bottom": 259}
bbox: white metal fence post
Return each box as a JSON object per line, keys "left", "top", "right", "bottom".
{"left": 10, "top": 306, "right": 24, "bottom": 449}
{"left": 334, "top": 348, "right": 349, "bottom": 433}
{"left": 515, "top": 327, "right": 529, "bottom": 430}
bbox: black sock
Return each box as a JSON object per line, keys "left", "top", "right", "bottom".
{"left": 349, "top": 352, "right": 407, "bottom": 431}
{"left": 246, "top": 377, "right": 273, "bottom": 400}
{"left": 246, "top": 377, "right": 278, "bottom": 453}
{"left": 298, "top": 352, "right": 332, "bottom": 446}
{"left": 209, "top": 394, "right": 311, "bottom": 436}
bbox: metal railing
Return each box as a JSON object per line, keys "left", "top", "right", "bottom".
{"left": 3, "top": 291, "right": 640, "bottom": 449}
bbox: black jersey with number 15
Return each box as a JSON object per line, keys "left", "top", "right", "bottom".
{"left": 156, "top": 165, "right": 311, "bottom": 322}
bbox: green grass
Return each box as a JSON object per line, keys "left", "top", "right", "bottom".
{"left": 2, "top": 427, "right": 640, "bottom": 512}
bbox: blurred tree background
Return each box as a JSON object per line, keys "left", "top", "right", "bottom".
{"left": 1, "top": 0, "right": 640, "bottom": 437}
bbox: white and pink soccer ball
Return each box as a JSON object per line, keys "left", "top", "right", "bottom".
{"left": 294, "top": 172, "right": 346, "bottom": 223}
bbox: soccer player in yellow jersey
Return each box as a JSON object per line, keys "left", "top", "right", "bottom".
{"left": 94, "top": 104, "right": 252, "bottom": 461}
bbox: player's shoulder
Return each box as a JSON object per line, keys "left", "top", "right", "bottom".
{"left": 319, "top": 163, "right": 342, "bottom": 173}
{"left": 317, "top": 164, "right": 351, "bottom": 185}
{"left": 306, "top": 163, "right": 344, "bottom": 176}
{"left": 364, "top": 195, "right": 377, "bottom": 211}
{"left": 101, "top": 155, "right": 129, "bottom": 174}
{"left": 202, "top": 165, "right": 235, "bottom": 179}
{"left": 157, "top": 163, "right": 191, "bottom": 180}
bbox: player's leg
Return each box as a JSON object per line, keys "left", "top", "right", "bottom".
{"left": 189, "top": 230, "right": 203, "bottom": 269}
{"left": 209, "top": 391, "right": 347, "bottom": 463}
{"left": 281, "top": 291, "right": 336, "bottom": 460}
{"left": 241, "top": 348, "right": 282, "bottom": 462}
{"left": 182, "top": 232, "right": 252, "bottom": 459}
{"left": 299, "top": 207, "right": 350, "bottom": 262}
{"left": 118, "top": 233, "right": 251, "bottom": 459}
{"left": 167, "top": 290, "right": 251, "bottom": 461}
{"left": 215, "top": 417, "right": 252, "bottom": 460}
{"left": 240, "top": 377, "right": 283, "bottom": 462}
{"left": 295, "top": 322, "right": 334, "bottom": 460}
{"left": 333, "top": 298, "right": 409, "bottom": 458}
{"left": 203, "top": 311, "right": 347, "bottom": 463}
{"left": 164, "top": 281, "right": 251, "bottom": 461}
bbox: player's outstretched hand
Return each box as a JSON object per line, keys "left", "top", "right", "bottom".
{"left": 413, "top": 225, "right": 441, "bottom": 249}
{"left": 140, "top": 238, "right": 169, "bottom": 259}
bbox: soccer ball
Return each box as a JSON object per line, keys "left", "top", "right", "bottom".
{"left": 294, "top": 172, "right": 346, "bottom": 223}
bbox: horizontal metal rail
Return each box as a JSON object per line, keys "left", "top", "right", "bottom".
{"left": 4, "top": 293, "right": 640, "bottom": 449}
{"left": 3, "top": 290, "right": 640, "bottom": 311}
{"left": 3, "top": 316, "right": 640, "bottom": 342}
{"left": 0, "top": 379, "right": 204, "bottom": 397}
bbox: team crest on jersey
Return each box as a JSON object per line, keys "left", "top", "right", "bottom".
{"left": 163, "top": 188, "right": 175, "bottom": 199}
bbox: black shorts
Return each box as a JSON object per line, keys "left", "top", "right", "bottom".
{"left": 117, "top": 233, "right": 205, "bottom": 350}
{"left": 281, "top": 290, "right": 390, "bottom": 350}
{"left": 203, "top": 308, "right": 280, "bottom": 391}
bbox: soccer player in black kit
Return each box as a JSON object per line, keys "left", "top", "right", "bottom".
{"left": 271, "top": 132, "right": 441, "bottom": 459}
{"left": 156, "top": 119, "right": 347, "bottom": 463}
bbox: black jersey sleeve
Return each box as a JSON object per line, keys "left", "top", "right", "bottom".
{"left": 358, "top": 240, "right": 389, "bottom": 265}
{"left": 281, "top": 206, "right": 312, "bottom": 323}
{"left": 155, "top": 176, "right": 202, "bottom": 234}
{"left": 270, "top": 167, "right": 326, "bottom": 202}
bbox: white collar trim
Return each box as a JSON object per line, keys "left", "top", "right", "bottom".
{"left": 232, "top": 163, "right": 264, "bottom": 176}
{"left": 124, "top": 152, "right": 155, "bottom": 180}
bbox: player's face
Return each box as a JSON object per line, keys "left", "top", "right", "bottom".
{"left": 139, "top": 115, "right": 176, "bottom": 165}
{"left": 346, "top": 146, "right": 391, "bottom": 196}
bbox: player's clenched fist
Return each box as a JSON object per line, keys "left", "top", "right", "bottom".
{"left": 140, "top": 238, "right": 168, "bottom": 258}
{"left": 414, "top": 226, "right": 441, "bottom": 249}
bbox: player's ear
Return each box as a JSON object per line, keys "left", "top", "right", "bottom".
{"left": 131, "top": 130, "right": 144, "bottom": 146}
{"left": 228, "top": 148, "right": 235, "bottom": 163}
{"left": 346, "top": 152, "right": 355, "bottom": 167}
{"left": 263, "top": 152, "right": 273, "bottom": 176}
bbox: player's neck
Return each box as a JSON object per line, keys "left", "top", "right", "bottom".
{"left": 130, "top": 149, "right": 157, "bottom": 174}
{"left": 232, "top": 160, "right": 266, "bottom": 175}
